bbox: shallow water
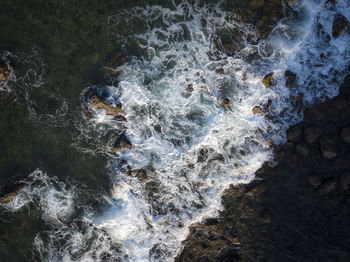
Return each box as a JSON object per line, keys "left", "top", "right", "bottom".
{"left": 1, "top": 0, "right": 350, "bottom": 261}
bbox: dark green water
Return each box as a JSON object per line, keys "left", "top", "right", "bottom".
{"left": 0, "top": 1, "right": 247, "bottom": 261}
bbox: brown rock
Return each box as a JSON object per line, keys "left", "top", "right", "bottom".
{"left": 252, "top": 106, "right": 264, "bottom": 114}
{"left": 287, "top": 125, "right": 302, "bottom": 142}
{"left": 340, "top": 127, "right": 350, "bottom": 143}
{"left": 219, "top": 97, "right": 230, "bottom": 108}
{"left": 113, "top": 133, "right": 132, "bottom": 152}
{"left": 308, "top": 175, "right": 322, "bottom": 188}
{"left": 216, "top": 68, "right": 225, "bottom": 74}
{"left": 0, "top": 63, "right": 10, "bottom": 84}
{"left": 320, "top": 139, "right": 338, "bottom": 159}
{"left": 186, "top": 84, "right": 194, "bottom": 95}
{"left": 131, "top": 169, "right": 148, "bottom": 183}
{"left": 332, "top": 14, "right": 349, "bottom": 38}
{"left": 296, "top": 143, "right": 309, "bottom": 157}
{"left": 305, "top": 127, "right": 321, "bottom": 144}
{"left": 0, "top": 187, "right": 21, "bottom": 203}
{"left": 89, "top": 95, "right": 123, "bottom": 116}
{"left": 262, "top": 72, "right": 274, "bottom": 88}
{"left": 285, "top": 70, "right": 296, "bottom": 88}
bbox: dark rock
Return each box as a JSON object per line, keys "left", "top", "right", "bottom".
{"left": 287, "top": 125, "right": 302, "bottom": 142}
{"left": 105, "top": 51, "right": 126, "bottom": 75}
{"left": 197, "top": 148, "right": 209, "bottom": 163}
{"left": 131, "top": 169, "right": 148, "bottom": 183}
{"left": 215, "top": 68, "right": 225, "bottom": 74}
{"left": 0, "top": 187, "right": 21, "bottom": 203}
{"left": 319, "top": 179, "right": 337, "bottom": 195}
{"left": 340, "top": 173, "right": 350, "bottom": 190}
{"left": 305, "top": 107, "right": 324, "bottom": 121}
{"left": 262, "top": 72, "right": 274, "bottom": 88}
{"left": 305, "top": 127, "right": 321, "bottom": 144}
{"left": 340, "top": 127, "right": 350, "bottom": 143}
{"left": 285, "top": 70, "right": 296, "bottom": 88}
{"left": 113, "top": 133, "right": 132, "bottom": 152}
{"left": 308, "top": 175, "right": 322, "bottom": 188}
{"left": 320, "top": 138, "right": 338, "bottom": 159}
{"left": 89, "top": 95, "right": 123, "bottom": 116}
{"left": 332, "top": 14, "right": 350, "bottom": 38}
{"left": 296, "top": 143, "right": 309, "bottom": 156}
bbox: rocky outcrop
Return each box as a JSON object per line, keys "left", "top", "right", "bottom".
{"left": 178, "top": 74, "right": 350, "bottom": 261}
{"left": 89, "top": 95, "right": 123, "bottom": 116}
{"left": 285, "top": 70, "right": 297, "bottom": 88}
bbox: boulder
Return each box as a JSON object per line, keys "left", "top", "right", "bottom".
{"left": 308, "top": 175, "right": 322, "bottom": 188}
{"left": 0, "top": 63, "right": 10, "bottom": 84}
{"left": 185, "top": 84, "right": 194, "bottom": 95}
{"left": 113, "top": 133, "right": 132, "bottom": 152}
{"left": 262, "top": 72, "right": 274, "bottom": 88}
{"left": 296, "top": 143, "right": 309, "bottom": 157}
{"left": 219, "top": 97, "right": 230, "bottom": 108}
{"left": 305, "top": 127, "right": 321, "bottom": 144}
{"left": 332, "top": 14, "right": 349, "bottom": 38}
{"left": 0, "top": 187, "right": 21, "bottom": 203}
{"left": 287, "top": 125, "right": 302, "bottom": 142}
{"left": 320, "top": 139, "right": 338, "bottom": 160}
{"left": 197, "top": 148, "right": 209, "bottom": 162}
{"left": 130, "top": 169, "right": 148, "bottom": 183}
{"left": 216, "top": 68, "right": 225, "bottom": 74}
{"left": 285, "top": 70, "right": 296, "bottom": 88}
{"left": 319, "top": 179, "right": 337, "bottom": 195}
{"left": 89, "top": 95, "right": 123, "bottom": 116}
{"left": 340, "top": 173, "right": 350, "bottom": 191}
{"left": 340, "top": 127, "right": 350, "bottom": 143}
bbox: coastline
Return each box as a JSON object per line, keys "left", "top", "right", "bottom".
{"left": 177, "top": 74, "right": 350, "bottom": 261}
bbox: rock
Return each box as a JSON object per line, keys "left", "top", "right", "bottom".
{"left": 305, "top": 107, "right": 324, "bottom": 121}
{"left": 0, "top": 187, "right": 21, "bottom": 203}
{"left": 252, "top": 106, "right": 264, "bottom": 114}
{"left": 0, "top": 63, "right": 10, "bottom": 84}
{"left": 285, "top": 70, "right": 296, "bottom": 88}
{"left": 197, "top": 148, "right": 209, "bottom": 162}
{"left": 340, "top": 173, "right": 350, "bottom": 190}
{"left": 113, "top": 133, "right": 132, "bottom": 152}
{"left": 296, "top": 143, "right": 309, "bottom": 157}
{"left": 320, "top": 139, "right": 338, "bottom": 160}
{"left": 219, "top": 97, "right": 230, "bottom": 108}
{"left": 262, "top": 72, "right": 274, "bottom": 88}
{"left": 216, "top": 68, "right": 225, "bottom": 74}
{"left": 89, "top": 95, "right": 123, "bottom": 116}
{"left": 287, "top": 125, "right": 302, "bottom": 142}
{"left": 308, "top": 175, "right": 322, "bottom": 188}
{"left": 332, "top": 14, "right": 349, "bottom": 38}
{"left": 305, "top": 127, "right": 321, "bottom": 144}
{"left": 185, "top": 84, "right": 194, "bottom": 95}
{"left": 340, "top": 127, "right": 350, "bottom": 143}
{"left": 131, "top": 169, "right": 148, "bottom": 183}
{"left": 257, "top": 207, "right": 272, "bottom": 224}
{"left": 319, "top": 179, "right": 337, "bottom": 195}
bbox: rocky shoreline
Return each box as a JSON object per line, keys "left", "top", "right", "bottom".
{"left": 177, "top": 74, "right": 350, "bottom": 261}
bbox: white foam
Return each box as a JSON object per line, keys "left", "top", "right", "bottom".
{"left": 11, "top": 0, "right": 350, "bottom": 261}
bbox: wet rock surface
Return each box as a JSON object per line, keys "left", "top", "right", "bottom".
{"left": 177, "top": 74, "right": 350, "bottom": 261}
{"left": 0, "top": 63, "right": 10, "bottom": 86}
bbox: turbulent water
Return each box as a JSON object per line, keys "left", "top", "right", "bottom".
{"left": 1, "top": 0, "right": 350, "bottom": 261}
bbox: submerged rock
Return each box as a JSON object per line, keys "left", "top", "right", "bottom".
{"left": 308, "top": 175, "right": 322, "bottom": 188}
{"left": 105, "top": 51, "right": 126, "bottom": 75}
{"left": 285, "top": 70, "right": 297, "bottom": 88}
{"left": 296, "top": 143, "right": 309, "bottom": 157}
{"left": 287, "top": 125, "right": 302, "bottom": 142}
{"left": 261, "top": 72, "right": 274, "bottom": 88}
{"left": 340, "top": 173, "right": 350, "bottom": 191}
{"left": 332, "top": 14, "right": 349, "bottom": 38}
{"left": 0, "top": 187, "right": 21, "bottom": 203}
{"left": 340, "top": 127, "right": 350, "bottom": 143}
{"left": 305, "top": 127, "right": 322, "bottom": 144}
{"left": 319, "top": 179, "right": 337, "bottom": 195}
{"left": 320, "top": 138, "right": 338, "bottom": 159}
{"left": 113, "top": 133, "right": 132, "bottom": 152}
{"left": 89, "top": 95, "right": 123, "bottom": 116}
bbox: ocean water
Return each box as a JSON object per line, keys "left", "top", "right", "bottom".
{"left": 1, "top": 0, "right": 350, "bottom": 261}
